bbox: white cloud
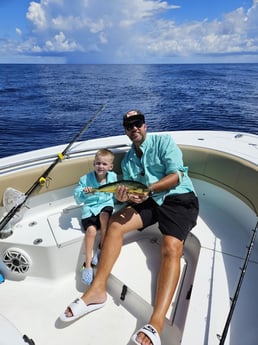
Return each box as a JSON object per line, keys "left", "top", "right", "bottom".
{"left": 52, "top": 15, "right": 109, "bottom": 33}
{"left": 120, "top": 0, "right": 179, "bottom": 27}
{"left": 1, "top": 0, "right": 258, "bottom": 63}
{"left": 99, "top": 32, "right": 108, "bottom": 44}
{"left": 130, "top": 1, "right": 258, "bottom": 60}
{"left": 45, "top": 31, "right": 80, "bottom": 51}
{"left": 16, "top": 28, "right": 22, "bottom": 36}
{"left": 26, "top": 2, "right": 48, "bottom": 30}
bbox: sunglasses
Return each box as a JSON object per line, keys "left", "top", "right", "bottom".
{"left": 124, "top": 120, "right": 144, "bottom": 131}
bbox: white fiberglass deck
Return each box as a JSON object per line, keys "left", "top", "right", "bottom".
{"left": 0, "top": 178, "right": 257, "bottom": 345}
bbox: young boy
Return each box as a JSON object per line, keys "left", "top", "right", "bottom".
{"left": 74, "top": 149, "right": 117, "bottom": 285}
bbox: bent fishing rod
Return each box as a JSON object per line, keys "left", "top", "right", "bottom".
{"left": 0, "top": 103, "right": 106, "bottom": 233}
{"left": 218, "top": 221, "right": 258, "bottom": 345}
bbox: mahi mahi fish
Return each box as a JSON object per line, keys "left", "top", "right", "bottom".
{"left": 92, "top": 180, "right": 149, "bottom": 196}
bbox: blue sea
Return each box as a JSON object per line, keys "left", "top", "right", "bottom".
{"left": 0, "top": 63, "right": 257, "bottom": 158}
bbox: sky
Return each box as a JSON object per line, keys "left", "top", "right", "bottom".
{"left": 0, "top": 0, "right": 258, "bottom": 64}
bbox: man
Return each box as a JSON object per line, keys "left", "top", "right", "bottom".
{"left": 60, "top": 110, "right": 199, "bottom": 345}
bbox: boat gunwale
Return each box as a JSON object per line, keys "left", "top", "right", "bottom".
{"left": 1, "top": 132, "right": 257, "bottom": 215}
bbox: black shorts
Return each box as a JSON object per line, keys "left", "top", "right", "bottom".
{"left": 81, "top": 206, "right": 113, "bottom": 232}
{"left": 132, "top": 192, "right": 199, "bottom": 241}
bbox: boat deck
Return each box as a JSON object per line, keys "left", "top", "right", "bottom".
{"left": 0, "top": 178, "right": 257, "bottom": 345}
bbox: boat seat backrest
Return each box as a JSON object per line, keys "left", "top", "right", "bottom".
{"left": 180, "top": 145, "right": 258, "bottom": 215}
{"left": 0, "top": 147, "right": 257, "bottom": 215}
{"left": 0, "top": 152, "right": 124, "bottom": 205}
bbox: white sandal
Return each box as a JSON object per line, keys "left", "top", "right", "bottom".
{"left": 131, "top": 324, "right": 161, "bottom": 345}
{"left": 59, "top": 297, "right": 106, "bottom": 322}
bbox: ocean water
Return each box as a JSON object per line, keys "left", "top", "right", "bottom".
{"left": 0, "top": 63, "right": 257, "bottom": 158}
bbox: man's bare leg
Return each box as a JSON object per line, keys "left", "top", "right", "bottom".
{"left": 65, "top": 207, "right": 143, "bottom": 316}
{"left": 135, "top": 235, "right": 183, "bottom": 345}
{"left": 99, "top": 211, "right": 109, "bottom": 248}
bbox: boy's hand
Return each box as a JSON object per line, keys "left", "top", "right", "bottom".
{"left": 83, "top": 187, "right": 93, "bottom": 193}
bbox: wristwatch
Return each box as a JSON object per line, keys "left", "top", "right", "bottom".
{"left": 148, "top": 185, "right": 154, "bottom": 196}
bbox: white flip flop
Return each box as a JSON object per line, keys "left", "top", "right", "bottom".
{"left": 59, "top": 297, "right": 106, "bottom": 322}
{"left": 131, "top": 324, "right": 161, "bottom": 345}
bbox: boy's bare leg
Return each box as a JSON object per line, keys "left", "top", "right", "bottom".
{"left": 84, "top": 225, "right": 97, "bottom": 268}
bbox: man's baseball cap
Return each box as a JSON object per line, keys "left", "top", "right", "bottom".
{"left": 123, "top": 110, "right": 145, "bottom": 127}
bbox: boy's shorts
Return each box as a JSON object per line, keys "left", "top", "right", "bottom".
{"left": 132, "top": 192, "right": 199, "bottom": 241}
{"left": 81, "top": 206, "right": 113, "bottom": 232}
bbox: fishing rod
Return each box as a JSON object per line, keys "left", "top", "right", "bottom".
{"left": 0, "top": 103, "right": 106, "bottom": 234}
{"left": 218, "top": 222, "right": 258, "bottom": 345}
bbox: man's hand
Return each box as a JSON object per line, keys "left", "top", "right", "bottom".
{"left": 128, "top": 193, "right": 147, "bottom": 203}
{"left": 115, "top": 185, "right": 147, "bottom": 203}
